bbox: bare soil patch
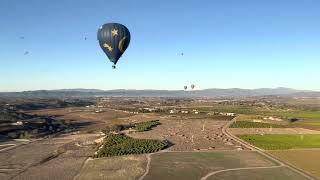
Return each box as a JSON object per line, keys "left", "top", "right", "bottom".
{"left": 144, "top": 151, "right": 277, "bottom": 180}
{"left": 127, "top": 115, "right": 246, "bottom": 151}
{"left": 269, "top": 149, "right": 320, "bottom": 179}
{"left": 28, "top": 107, "right": 133, "bottom": 132}
{"left": 76, "top": 155, "right": 147, "bottom": 180}
{"left": 207, "top": 166, "right": 307, "bottom": 180}
{"left": 0, "top": 133, "right": 101, "bottom": 180}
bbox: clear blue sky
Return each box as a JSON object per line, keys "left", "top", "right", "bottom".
{"left": 1, "top": 0, "right": 319, "bottom": 91}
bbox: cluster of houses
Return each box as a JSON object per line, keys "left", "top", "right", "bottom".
{"left": 168, "top": 109, "right": 192, "bottom": 114}
{"left": 169, "top": 109, "right": 236, "bottom": 116}
{"left": 263, "top": 116, "right": 282, "bottom": 121}
{"left": 84, "top": 104, "right": 236, "bottom": 117}
{"left": 207, "top": 112, "right": 236, "bottom": 116}
{"left": 85, "top": 105, "right": 105, "bottom": 113}
{"left": 169, "top": 109, "right": 188, "bottom": 114}
{"left": 86, "top": 105, "right": 104, "bottom": 108}
{"left": 140, "top": 107, "right": 158, "bottom": 112}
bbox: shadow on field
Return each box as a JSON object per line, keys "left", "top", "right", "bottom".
{"left": 0, "top": 118, "right": 96, "bottom": 143}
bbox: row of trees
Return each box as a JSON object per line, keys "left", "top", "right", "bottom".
{"left": 94, "top": 134, "right": 168, "bottom": 158}
{"left": 133, "top": 120, "right": 161, "bottom": 132}
{"left": 230, "top": 121, "right": 285, "bottom": 128}
{"left": 102, "top": 120, "right": 161, "bottom": 134}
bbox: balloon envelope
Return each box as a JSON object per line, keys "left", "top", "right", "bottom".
{"left": 184, "top": 86, "right": 187, "bottom": 90}
{"left": 97, "top": 23, "right": 130, "bottom": 66}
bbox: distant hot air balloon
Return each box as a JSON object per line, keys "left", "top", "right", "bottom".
{"left": 97, "top": 23, "right": 131, "bottom": 69}
{"left": 191, "top": 84, "right": 195, "bottom": 90}
{"left": 184, "top": 86, "right": 188, "bottom": 91}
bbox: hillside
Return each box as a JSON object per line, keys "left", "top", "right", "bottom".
{"left": 0, "top": 88, "right": 318, "bottom": 98}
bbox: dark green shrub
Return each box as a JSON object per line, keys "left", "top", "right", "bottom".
{"left": 133, "top": 120, "right": 160, "bottom": 132}
{"left": 94, "top": 134, "right": 168, "bottom": 158}
{"left": 102, "top": 124, "right": 126, "bottom": 134}
{"left": 230, "top": 121, "right": 285, "bottom": 128}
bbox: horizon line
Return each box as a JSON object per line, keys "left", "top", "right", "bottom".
{"left": 0, "top": 87, "right": 318, "bottom": 93}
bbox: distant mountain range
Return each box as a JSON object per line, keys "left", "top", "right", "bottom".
{"left": 0, "top": 88, "right": 319, "bottom": 98}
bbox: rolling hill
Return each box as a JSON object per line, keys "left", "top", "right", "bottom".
{"left": 0, "top": 88, "right": 318, "bottom": 98}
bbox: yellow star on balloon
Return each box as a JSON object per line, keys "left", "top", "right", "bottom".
{"left": 111, "top": 29, "right": 118, "bottom": 36}
{"left": 103, "top": 43, "right": 113, "bottom": 52}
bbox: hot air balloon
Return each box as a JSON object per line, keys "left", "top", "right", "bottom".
{"left": 97, "top": 23, "right": 131, "bottom": 69}
{"left": 184, "top": 86, "right": 188, "bottom": 91}
{"left": 191, "top": 84, "right": 195, "bottom": 90}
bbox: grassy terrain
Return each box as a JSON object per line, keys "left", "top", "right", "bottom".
{"left": 302, "top": 121, "right": 320, "bottom": 126}
{"left": 94, "top": 134, "right": 168, "bottom": 158}
{"left": 133, "top": 120, "right": 161, "bottom": 132}
{"left": 269, "top": 150, "right": 320, "bottom": 179}
{"left": 207, "top": 166, "right": 307, "bottom": 180}
{"left": 239, "top": 134, "right": 320, "bottom": 150}
{"left": 193, "top": 105, "right": 320, "bottom": 129}
{"left": 194, "top": 105, "right": 320, "bottom": 121}
{"left": 102, "top": 124, "right": 128, "bottom": 134}
{"left": 77, "top": 154, "right": 147, "bottom": 180}
{"left": 102, "top": 120, "right": 161, "bottom": 134}
{"left": 290, "top": 119, "right": 320, "bottom": 130}
{"left": 143, "top": 151, "right": 277, "bottom": 180}
{"left": 230, "top": 121, "right": 286, "bottom": 128}
{"left": 237, "top": 114, "right": 264, "bottom": 121}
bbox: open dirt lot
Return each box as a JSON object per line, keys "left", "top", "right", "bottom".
{"left": 28, "top": 108, "right": 243, "bottom": 152}
{"left": 27, "top": 107, "right": 133, "bottom": 132}
{"left": 229, "top": 128, "right": 320, "bottom": 135}
{"left": 1, "top": 108, "right": 246, "bottom": 179}
{"left": 143, "top": 151, "right": 294, "bottom": 180}
{"left": 206, "top": 166, "right": 307, "bottom": 180}
{"left": 76, "top": 155, "right": 147, "bottom": 180}
{"left": 127, "top": 115, "right": 246, "bottom": 151}
{"left": 0, "top": 133, "right": 101, "bottom": 180}
{"left": 269, "top": 149, "right": 320, "bottom": 179}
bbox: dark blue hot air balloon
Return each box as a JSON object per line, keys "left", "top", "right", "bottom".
{"left": 97, "top": 23, "right": 131, "bottom": 69}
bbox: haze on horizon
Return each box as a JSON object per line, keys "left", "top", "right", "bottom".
{"left": 1, "top": 0, "right": 319, "bottom": 92}
{"left": 0, "top": 87, "right": 318, "bottom": 93}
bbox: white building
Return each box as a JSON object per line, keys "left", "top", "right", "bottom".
{"left": 170, "top": 109, "right": 178, "bottom": 114}
{"left": 226, "top": 113, "right": 236, "bottom": 116}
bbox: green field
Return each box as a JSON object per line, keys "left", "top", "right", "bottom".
{"left": 291, "top": 119, "right": 320, "bottom": 129}
{"left": 193, "top": 105, "right": 320, "bottom": 121}
{"left": 239, "top": 134, "right": 320, "bottom": 150}
{"left": 230, "top": 121, "right": 285, "bottom": 128}
{"left": 302, "top": 121, "right": 320, "bottom": 126}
